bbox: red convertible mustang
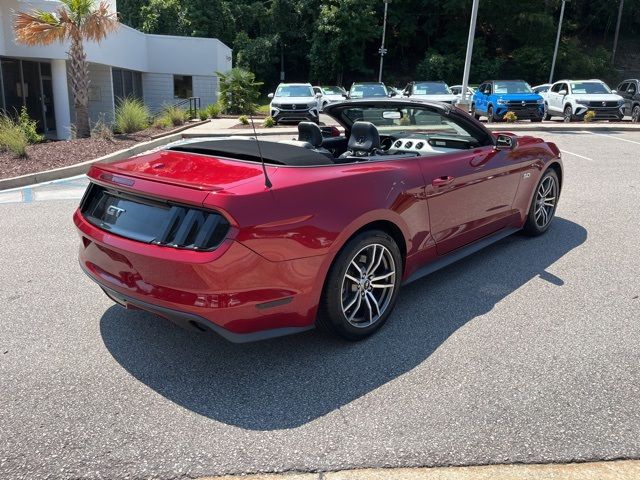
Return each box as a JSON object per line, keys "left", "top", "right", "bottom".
{"left": 74, "top": 99, "right": 562, "bottom": 342}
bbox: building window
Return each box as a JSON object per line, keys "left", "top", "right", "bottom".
{"left": 174, "top": 75, "right": 192, "bottom": 99}
{"left": 112, "top": 68, "right": 143, "bottom": 103}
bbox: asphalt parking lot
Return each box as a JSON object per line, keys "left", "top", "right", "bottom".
{"left": 1, "top": 129, "right": 639, "bottom": 479}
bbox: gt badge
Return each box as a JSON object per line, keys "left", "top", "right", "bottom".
{"left": 107, "top": 205, "right": 126, "bottom": 218}
{"left": 523, "top": 172, "right": 531, "bottom": 178}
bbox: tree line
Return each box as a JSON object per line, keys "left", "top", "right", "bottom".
{"left": 117, "top": 0, "right": 640, "bottom": 90}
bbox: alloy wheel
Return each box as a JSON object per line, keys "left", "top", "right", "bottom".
{"left": 534, "top": 175, "right": 557, "bottom": 228}
{"left": 340, "top": 244, "right": 396, "bottom": 328}
{"left": 564, "top": 106, "right": 572, "bottom": 122}
{"left": 632, "top": 106, "right": 640, "bottom": 123}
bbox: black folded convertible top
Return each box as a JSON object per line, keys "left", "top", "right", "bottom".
{"left": 167, "top": 138, "right": 334, "bottom": 166}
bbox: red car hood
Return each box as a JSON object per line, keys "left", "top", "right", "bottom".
{"left": 98, "top": 149, "right": 274, "bottom": 191}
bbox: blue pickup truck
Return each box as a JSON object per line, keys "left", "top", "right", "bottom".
{"left": 471, "top": 80, "right": 544, "bottom": 122}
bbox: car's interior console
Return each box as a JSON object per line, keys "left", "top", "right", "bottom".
{"left": 380, "top": 135, "right": 477, "bottom": 156}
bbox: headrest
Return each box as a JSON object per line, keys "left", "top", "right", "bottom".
{"left": 297, "top": 122, "right": 323, "bottom": 147}
{"left": 348, "top": 121, "right": 380, "bottom": 152}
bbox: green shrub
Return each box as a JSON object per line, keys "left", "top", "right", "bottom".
{"left": 205, "top": 103, "right": 221, "bottom": 119}
{"left": 262, "top": 116, "right": 275, "bottom": 128}
{"left": 153, "top": 116, "right": 172, "bottom": 129}
{"left": 503, "top": 111, "right": 518, "bottom": 123}
{"left": 583, "top": 110, "right": 596, "bottom": 122}
{"left": 216, "top": 68, "right": 263, "bottom": 114}
{"left": 198, "top": 110, "right": 209, "bottom": 121}
{"left": 0, "top": 113, "right": 30, "bottom": 157}
{"left": 162, "top": 105, "right": 188, "bottom": 126}
{"left": 114, "top": 98, "right": 150, "bottom": 133}
{"left": 17, "top": 107, "right": 43, "bottom": 143}
{"left": 238, "top": 115, "right": 249, "bottom": 125}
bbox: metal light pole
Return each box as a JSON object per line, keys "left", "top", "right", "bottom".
{"left": 459, "top": 0, "right": 480, "bottom": 110}
{"left": 611, "top": 0, "right": 624, "bottom": 65}
{"left": 549, "top": 0, "right": 569, "bottom": 84}
{"left": 378, "top": 0, "right": 391, "bottom": 83}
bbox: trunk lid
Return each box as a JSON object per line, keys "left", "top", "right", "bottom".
{"left": 98, "top": 149, "right": 272, "bottom": 192}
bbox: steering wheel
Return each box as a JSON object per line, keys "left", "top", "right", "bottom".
{"left": 380, "top": 137, "right": 393, "bottom": 151}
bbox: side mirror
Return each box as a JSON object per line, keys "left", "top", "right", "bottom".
{"left": 558, "top": 89, "right": 567, "bottom": 96}
{"left": 494, "top": 134, "right": 517, "bottom": 151}
{"left": 342, "top": 92, "right": 349, "bottom": 98}
{"left": 315, "top": 92, "right": 322, "bottom": 98}
{"left": 389, "top": 91, "right": 397, "bottom": 97}
{"left": 267, "top": 93, "right": 274, "bottom": 99}
{"left": 611, "top": 89, "right": 617, "bottom": 94}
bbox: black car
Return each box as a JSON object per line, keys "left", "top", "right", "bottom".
{"left": 616, "top": 79, "right": 640, "bottom": 122}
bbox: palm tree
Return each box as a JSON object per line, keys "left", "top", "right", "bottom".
{"left": 14, "top": 0, "right": 118, "bottom": 138}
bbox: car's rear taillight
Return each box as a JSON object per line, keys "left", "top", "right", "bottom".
{"left": 80, "top": 183, "right": 230, "bottom": 251}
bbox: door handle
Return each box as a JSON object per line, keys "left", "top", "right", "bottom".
{"left": 432, "top": 175, "right": 455, "bottom": 187}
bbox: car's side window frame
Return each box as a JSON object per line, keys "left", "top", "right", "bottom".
{"left": 628, "top": 82, "right": 637, "bottom": 95}
{"left": 618, "top": 82, "right": 628, "bottom": 93}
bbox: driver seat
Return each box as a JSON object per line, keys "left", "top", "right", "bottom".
{"left": 338, "top": 121, "right": 381, "bottom": 160}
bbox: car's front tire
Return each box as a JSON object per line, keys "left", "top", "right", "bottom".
{"left": 471, "top": 104, "right": 480, "bottom": 120}
{"left": 318, "top": 230, "right": 403, "bottom": 341}
{"left": 632, "top": 105, "right": 640, "bottom": 123}
{"left": 523, "top": 169, "right": 560, "bottom": 236}
{"left": 487, "top": 105, "right": 497, "bottom": 123}
{"left": 563, "top": 105, "right": 574, "bottom": 122}
{"left": 543, "top": 103, "right": 552, "bottom": 121}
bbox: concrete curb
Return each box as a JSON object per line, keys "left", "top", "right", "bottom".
{"left": 199, "top": 459, "right": 640, "bottom": 480}
{"left": 0, "top": 132, "right": 183, "bottom": 191}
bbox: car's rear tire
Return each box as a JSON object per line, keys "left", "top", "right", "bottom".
{"left": 632, "top": 105, "right": 640, "bottom": 123}
{"left": 523, "top": 169, "right": 560, "bottom": 236}
{"left": 543, "top": 103, "right": 552, "bottom": 121}
{"left": 318, "top": 230, "right": 403, "bottom": 341}
{"left": 563, "top": 105, "right": 574, "bottom": 122}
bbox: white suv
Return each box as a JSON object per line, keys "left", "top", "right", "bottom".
{"left": 541, "top": 79, "right": 624, "bottom": 122}
{"left": 403, "top": 81, "right": 459, "bottom": 104}
{"left": 268, "top": 83, "right": 320, "bottom": 124}
{"left": 313, "top": 85, "right": 346, "bottom": 111}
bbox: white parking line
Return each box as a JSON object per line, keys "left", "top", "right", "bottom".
{"left": 560, "top": 149, "right": 593, "bottom": 161}
{"left": 581, "top": 130, "right": 640, "bottom": 145}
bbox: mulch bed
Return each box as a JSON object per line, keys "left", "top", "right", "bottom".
{"left": 0, "top": 127, "right": 172, "bottom": 180}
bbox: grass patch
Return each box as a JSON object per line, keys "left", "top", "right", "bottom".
{"left": 161, "top": 105, "right": 189, "bottom": 127}
{"left": 0, "top": 110, "right": 40, "bottom": 157}
{"left": 114, "top": 98, "right": 150, "bottom": 134}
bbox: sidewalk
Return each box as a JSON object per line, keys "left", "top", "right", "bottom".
{"left": 201, "top": 459, "right": 640, "bottom": 480}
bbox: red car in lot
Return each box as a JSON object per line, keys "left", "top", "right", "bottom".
{"left": 74, "top": 99, "right": 562, "bottom": 342}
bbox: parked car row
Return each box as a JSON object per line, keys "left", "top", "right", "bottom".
{"left": 267, "top": 77, "right": 640, "bottom": 124}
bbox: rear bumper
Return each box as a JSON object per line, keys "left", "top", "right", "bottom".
{"left": 95, "top": 282, "right": 313, "bottom": 343}
{"left": 74, "top": 209, "right": 325, "bottom": 342}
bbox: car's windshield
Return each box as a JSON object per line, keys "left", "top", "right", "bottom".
{"left": 322, "top": 86, "right": 343, "bottom": 95}
{"left": 493, "top": 81, "right": 533, "bottom": 94}
{"left": 338, "top": 105, "right": 478, "bottom": 139}
{"left": 275, "top": 85, "right": 314, "bottom": 97}
{"left": 570, "top": 82, "right": 611, "bottom": 94}
{"left": 350, "top": 84, "right": 388, "bottom": 98}
{"left": 413, "top": 82, "right": 451, "bottom": 95}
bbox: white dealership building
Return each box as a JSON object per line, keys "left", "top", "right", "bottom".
{"left": 0, "top": 0, "right": 231, "bottom": 139}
